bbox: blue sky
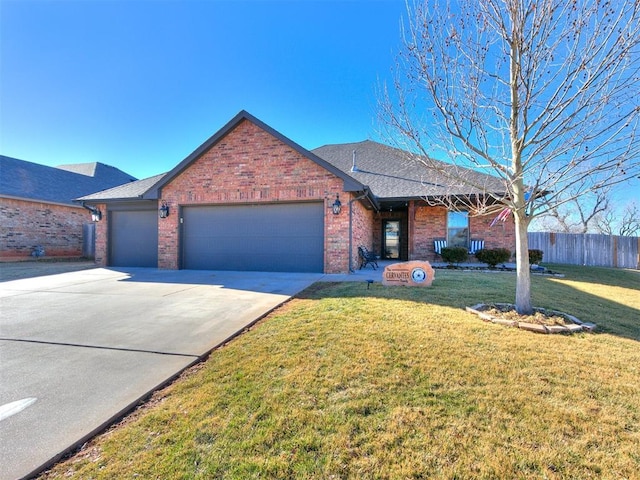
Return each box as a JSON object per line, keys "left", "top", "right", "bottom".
{"left": 1, "top": 0, "right": 406, "bottom": 180}
{"left": 1, "top": 0, "right": 636, "bottom": 209}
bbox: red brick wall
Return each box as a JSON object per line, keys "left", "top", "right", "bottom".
{"left": 470, "top": 213, "right": 516, "bottom": 255}
{"left": 158, "top": 119, "right": 350, "bottom": 272}
{"left": 325, "top": 195, "right": 349, "bottom": 273}
{"left": 410, "top": 205, "right": 448, "bottom": 261}
{"left": 350, "top": 199, "right": 374, "bottom": 270}
{"left": 94, "top": 203, "right": 108, "bottom": 266}
{"left": 0, "top": 197, "right": 90, "bottom": 259}
{"left": 409, "top": 203, "right": 516, "bottom": 261}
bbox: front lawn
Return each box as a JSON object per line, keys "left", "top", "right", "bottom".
{"left": 42, "top": 265, "right": 640, "bottom": 479}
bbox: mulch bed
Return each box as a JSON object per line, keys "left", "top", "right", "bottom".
{"left": 466, "top": 303, "right": 596, "bottom": 334}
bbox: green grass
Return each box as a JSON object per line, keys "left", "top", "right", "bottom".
{"left": 42, "top": 265, "right": 640, "bottom": 479}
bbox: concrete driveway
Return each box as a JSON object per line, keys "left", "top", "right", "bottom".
{"left": 0, "top": 267, "right": 323, "bottom": 480}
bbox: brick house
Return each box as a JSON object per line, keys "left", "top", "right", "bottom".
{"left": 0, "top": 156, "right": 136, "bottom": 259}
{"left": 80, "top": 111, "right": 515, "bottom": 273}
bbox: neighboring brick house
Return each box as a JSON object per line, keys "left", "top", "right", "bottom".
{"left": 0, "top": 156, "right": 136, "bottom": 259}
{"left": 79, "top": 111, "right": 515, "bottom": 273}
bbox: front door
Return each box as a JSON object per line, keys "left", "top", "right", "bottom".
{"left": 383, "top": 220, "right": 401, "bottom": 259}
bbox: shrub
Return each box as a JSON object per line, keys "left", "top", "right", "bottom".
{"left": 529, "top": 249, "right": 544, "bottom": 264}
{"left": 476, "top": 248, "right": 511, "bottom": 268}
{"left": 441, "top": 246, "right": 468, "bottom": 265}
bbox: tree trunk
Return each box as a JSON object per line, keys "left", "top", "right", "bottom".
{"left": 514, "top": 213, "right": 532, "bottom": 315}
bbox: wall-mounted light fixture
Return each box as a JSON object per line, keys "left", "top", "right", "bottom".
{"left": 82, "top": 203, "right": 102, "bottom": 222}
{"left": 159, "top": 201, "right": 170, "bottom": 218}
{"left": 332, "top": 194, "right": 342, "bottom": 215}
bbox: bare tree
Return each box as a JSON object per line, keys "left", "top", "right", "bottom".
{"left": 597, "top": 201, "right": 640, "bottom": 236}
{"left": 380, "top": 0, "right": 640, "bottom": 313}
{"left": 536, "top": 188, "right": 611, "bottom": 233}
{"left": 619, "top": 203, "right": 640, "bottom": 236}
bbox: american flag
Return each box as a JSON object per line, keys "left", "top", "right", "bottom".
{"left": 490, "top": 207, "right": 511, "bottom": 227}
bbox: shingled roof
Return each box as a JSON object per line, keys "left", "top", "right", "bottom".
{"left": 72, "top": 116, "right": 508, "bottom": 205}
{"left": 56, "top": 162, "right": 130, "bottom": 179}
{"left": 78, "top": 173, "right": 166, "bottom": 202}
{"left": 0, "top": 155, "right": 137, "bottom": 206}
{"left": 312, "top": 140, "right": 507, "bottom": 201}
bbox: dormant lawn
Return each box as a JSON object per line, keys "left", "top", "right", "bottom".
{"left": 42, "top": 265, "right": 639, "bottom": 479}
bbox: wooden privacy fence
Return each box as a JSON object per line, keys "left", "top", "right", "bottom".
{"left": 528, "top": 232, "right": 639, "bottom": 269}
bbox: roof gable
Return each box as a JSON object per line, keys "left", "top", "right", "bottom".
{"left": 148, "top": 110, "right": 366, "bottom": 199}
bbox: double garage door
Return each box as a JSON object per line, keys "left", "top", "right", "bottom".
{"left": 182, "top": 203, "right": 324, "bottom": 273}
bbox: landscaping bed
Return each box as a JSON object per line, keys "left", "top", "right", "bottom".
{"left": 466, "top": 302, "right": 596, "bottom": 334}
{"left": 432, "top": 264, "right": 564, "bottom": 276}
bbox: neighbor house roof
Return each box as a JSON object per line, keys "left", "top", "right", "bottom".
{"left": 56, "top": 162, "right": 131, "bottom": 179}
{"left": 312, "top": 140, "right": 507, "bottom": 201}
{"left": 0, "top": 155, "right": 138, "bottom": 206}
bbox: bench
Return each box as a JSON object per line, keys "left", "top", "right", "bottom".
{"left": 358, "top": 246, "right": 379, "bottom": 270}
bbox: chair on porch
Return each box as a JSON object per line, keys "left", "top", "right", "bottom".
{"left": 468, "top": 239, "right": 485, "bottom": 255}
{"left": 434, "top": 239, "right": 447, "bottom": 256}
{"left": 358, "top": 246, "right": 379, "bottom": 270}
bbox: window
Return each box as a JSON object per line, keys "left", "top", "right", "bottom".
{"left": 447, "top": 211, "right": 469, "bottom": 248}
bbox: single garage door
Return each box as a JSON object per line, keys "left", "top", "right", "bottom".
{"left": 182, "top": 203, "right": 324, "bottom": 272}
{"left": 110, "top": 210, "right": 158, "bottom": 267}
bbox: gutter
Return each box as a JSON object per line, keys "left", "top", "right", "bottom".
{"left": 0, "top": 194, "right": 81, "bottom": 209}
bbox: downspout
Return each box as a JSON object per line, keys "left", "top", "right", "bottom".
{"left": 348, "top": 191, "right": 370, "bottom": 273}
